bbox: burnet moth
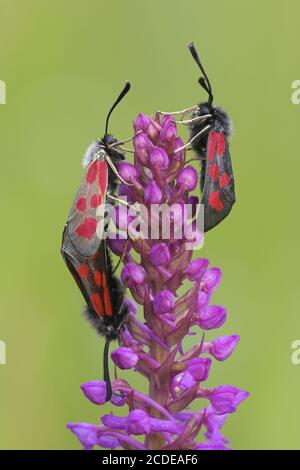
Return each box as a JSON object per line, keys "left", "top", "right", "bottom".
{"left": 166, "top": 43, "right": 235, "bottom": 232}
{"left": 187, "top": 42, "right": 235, "bottom": 232}
{"left": 61, "top": 82, "right": 131, "bottom": 401}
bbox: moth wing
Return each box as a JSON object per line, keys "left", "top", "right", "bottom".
{"left": 201, "top": 130, "right": 235, "bottom": 232}
{"left": 61, "top": 232, "right": 114, "bottom": 319}
{"left": 62, "top": 159, "right": 108, "bottom": 258}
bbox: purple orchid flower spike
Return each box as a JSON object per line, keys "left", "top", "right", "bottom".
{"left": 68, "top": 112, "right": 248, "bottom": 450}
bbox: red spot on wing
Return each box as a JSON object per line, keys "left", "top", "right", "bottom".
{"left": 91, "top": 293, "right": 104, "bottom": 317}
{"left": 90, "top": 193, "right": 102, "bottom": 208}
{"left": 219, "top": 172, "right": 230, "bottom": 187}
{"left": 208, "top": 191, "right": 224, "bottom": 212}
{"left": 217, "top": 133, "right": 225, "bottom": 156}
{"left": 208, "top": 163, "right": 219, "bottom": 180}
{"left": 208, "top": 131, "right": 217, "bottom": 161}
{"left": 76, "top": 197, "right": 87, "bottom": 212}
{"left": 102, "top": 273, "right": 112, "bottom": 316}
{"left": 86, "top": 161, "right": 99, "bottom": 184}
{"left": 97, "top": 160, "right": 108, "bottom": 196}
{"left": 76, "top": 217, "right": 97, "bottom": 239}
{"left": 77, "top": 264, "right": 89, "bottom": 278}
{"left": 94, "top": 270, "right": 101, "bottom": 286}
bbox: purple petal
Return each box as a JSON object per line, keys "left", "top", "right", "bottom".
{"left": 150, "top": 147, "right": 169, "bottom": 169}
{"left": 134, "top": 132, "right": 152, "bottom": 165}
{"left": 121, "top": 263, "right": 145, "bottom": 288}
{"left": 177, "top": 166, "right": 198, "bottom": 191}
{"left": 153, "top": 290, "right": 174, "bottom": 315}
{"left": 202, "top": 267, "right": 222, "bottom": 293}
{"left": 160, "top": 119, "right": 177, "bottom": 143}
{"left": 124, "top": 298, "right": 138, "bottom": 315}
{"left": 67, "top": 423, "right": 99, "bottom": 450}
{"left": 127, "top": 410, "right": 151, "bottom": 435}
{"left": 210, "top": 385, "right": 250, "bottom": 415}
{"left": 173, "top": 371, "right": 196, "bottom": 390}
{"left": 150, "top": 417, "right": 182, "bottom": 434}
{"left": 210, "top": 335, "right": 240, "bottom": 361}
{"left": 118, "top": 162, "right": 138, "bottom": 184}
{"left": 97, "top": 434, "right": 121, "bottom": 449}
{"left": 101, "top": 414, "right": 127, "bottom": 430}
{"left": 199, "top": 305, "right": 227, "bottom": 330}
{"left": 134, "top": 113, "right": 151, "bottom": 132}
{"left": 186, "top": 258, "right": 209, "bottom": 281}
{"left": 197, "top": 291, "right": 210, "bottom": 309}
{"left": 111, "top": 346, "right": 139, "bottom": 370}
{"left": 196, "top": 442, "right": 231, "bottom": 450}
{"left": 80, "top": 381, "right": 107, "bottom": 405}
{"left": 186, "top": 357, "right": 212, "bottom": 382}
{"left": 80, "top": 380, "right": 126, "bottom": 407}
{"left": 149, "top": 243, "right": 171, "bottom": 266}
{"left": 144, "top": 180, "right": 163, "bottom": 203}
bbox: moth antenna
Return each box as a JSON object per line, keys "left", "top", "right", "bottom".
{"left": 104, "top": 81, "right": 131, "bottom": 136}
{"left": 103, "top": 337, "right": 112, "bottom": 401}
{"left": 188, "top": 42, "right": 213, "bottom": 105}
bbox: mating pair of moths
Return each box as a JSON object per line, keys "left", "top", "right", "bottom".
{"left": 61, "top": 43, "right": 235, "bottom": 401}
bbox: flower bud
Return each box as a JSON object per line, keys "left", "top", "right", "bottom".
{"left": 121, "top": 263, "right": 145, "bottom": 288}
{"left": 118, "top": 162, "right": 138, "bottom": 184}
{"left": 149, "top": 243, "right": 170, "bottom": 266}
{"left": 150, "top": 147, "right": 169, "bottom": 170}
{"left": 127, "top": 410, "right": 151, "bottom": 435}
{"left": 144, "top": 180, "right": 163, "bottom": 203}
{"left": 111, "top": 346, "right": 139, "bottom": 370}
{"left": 80, "top": 380, "right": 126, "bottom": 406}
{"left": 177, "top": 166, "right": 198, "bottom": 191}
{"left": 210, "top": 335, "right": 240, "bottom": 361}
{"left": 134, "top": 113, "right": 151, "bottom": 132}
{"left": 160, "top": 118, "right": 177, "bottom": 143}
{"left": 153, "top": 290, "right": 174, "bottom": 314}
{"left": 186, "top": 357, "right": 211, "bottom": 382}
{"left": 202, "top": 267, "right": 222, "bottom": 293}
{"left": 186, "top": 258, "right": 209, "bottom": 281}
{"left": 67, "top": 423, "right": 99, "bottom": 450}
{"left": 134, "top": 132, "right": 152, "bottom": 165}
{"left": 199, "top": 305, "right": 227, "bottom": 330}
{"left": 210, "top": 385, "right": 249, "bottom": 415}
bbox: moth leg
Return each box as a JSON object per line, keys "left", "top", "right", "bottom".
{"left": 119, "top": 147, "right": 134, "bottom": 153}
{"left": 108, "top": 130, "right": 142, "bottom": 148}
{"left": 175, "top": 114, "right": 212, "bottom": 125}
{"left": 184, "top": 156, "right": 206, "bottom": 165}
{"left": 158, "top": 104, "right": 198, "bottom": 116}
{"left": 112, "top": 237, "right": 129, "bottom": 275}
{"left": 107, "top": 193, "right": 132, "bottom": 208}
{"left": 174, "top": 125, "right": 211, "bottom": 154}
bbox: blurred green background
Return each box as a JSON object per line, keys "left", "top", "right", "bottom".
{"left": 0, "top": 0, "right": 299, "bottom": 450}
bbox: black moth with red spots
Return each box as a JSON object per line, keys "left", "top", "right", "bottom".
{"left": 61, "top": 83, "right": 131, "bottom": 401}
{"left": 188, "top": 42, "right": 235, "bottom": 232}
